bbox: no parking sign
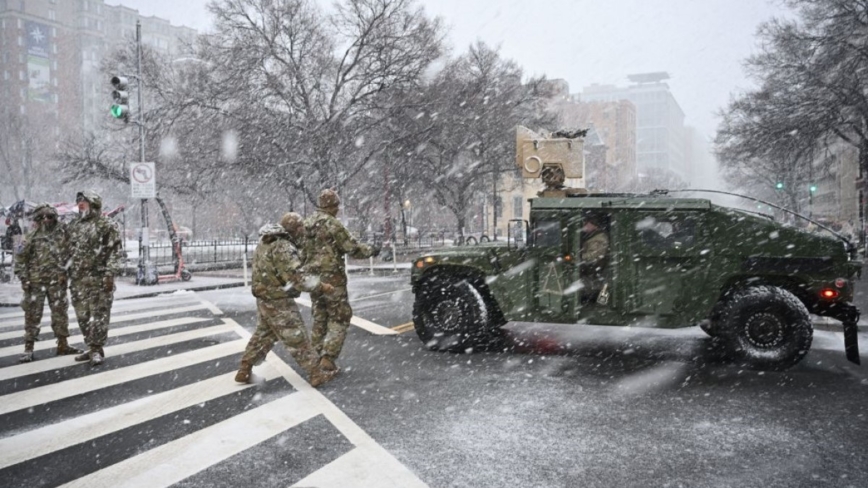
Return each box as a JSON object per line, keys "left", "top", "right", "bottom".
{"left": 130, "top": 162, "right": 156, "bottom": 198}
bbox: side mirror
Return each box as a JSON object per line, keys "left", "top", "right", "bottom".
{"left": 508, "top": 219, "right": 529, "bottom": 251}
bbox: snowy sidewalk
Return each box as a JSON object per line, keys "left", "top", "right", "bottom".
{"left": 0, "top": 263, "right": 412, "bottom": 307}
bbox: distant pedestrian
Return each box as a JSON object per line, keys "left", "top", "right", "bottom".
{"left": 67, "top": 191, "right": 123, "bottom": 366}
{"left": 302, "top": 189, "right": 379, "bottom": 373}
{"left": 14, "top": 204, "right": 82, "bottom": 362}
{"left": 235, "top": 214, "right": 336, "bottom": 387}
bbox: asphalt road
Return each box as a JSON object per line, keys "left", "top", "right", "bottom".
{"left": 202, "top": 273, "right": 868, "bottom": 488}
{"left": 1, "top": 272, "right": 865, "bottom": 488}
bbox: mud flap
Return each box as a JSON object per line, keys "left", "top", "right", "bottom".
{"left": 820, "top": 303, "right": 861, "bottom": 365}
{"left": 843, "top": 320, "right": 861, "bottom": 365}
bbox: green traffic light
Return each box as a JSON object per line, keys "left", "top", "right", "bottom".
{"left": 775, "top": 182, "right": 784, "bottom": 189}
{"left": 110, "top": 104, "right": 128, "bottom": 119}
{"left": 810, "top": 185, "right": 817, "bottom": 192}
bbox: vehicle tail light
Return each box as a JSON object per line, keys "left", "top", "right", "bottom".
{"left": 834, "top": 278, "right": 847, "bottom": 289}
{"left": 820, "top": 288, "right": 839, "bottom": 299}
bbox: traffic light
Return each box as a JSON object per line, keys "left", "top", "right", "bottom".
{"left": 810, "top": 185, "right": 817, "bottom": 193}
{"left": 110, "top": 76, "right": 129, "bottom": 122}
{"left": 775, "top": 182, "right": 784, "bottom": 190}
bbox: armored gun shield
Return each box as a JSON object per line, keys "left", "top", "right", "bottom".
{"left": 515, "top": 126, "right": 584, "bottom": 179}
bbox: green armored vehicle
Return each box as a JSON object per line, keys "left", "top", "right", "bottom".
{"left": 410, "top": 128, "right": 861, "bottom": 370}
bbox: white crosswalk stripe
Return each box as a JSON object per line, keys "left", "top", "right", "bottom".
{"left": 0, "top": 291, "right": 427, "bottom": 488}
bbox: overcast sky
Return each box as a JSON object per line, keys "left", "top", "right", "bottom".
{"left": 108, "top": 0, "right": 790, "bottom": 141}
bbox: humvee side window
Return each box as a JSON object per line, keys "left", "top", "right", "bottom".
{"left": 531, "top": 220, "right": 561, "bottom": 248}
{"left": 636, "top": 215, "right": 696, "bottom": 250}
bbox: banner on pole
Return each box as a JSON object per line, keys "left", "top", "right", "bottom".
{"left": 130, "top": 162, "right": 156, "bottom": 198}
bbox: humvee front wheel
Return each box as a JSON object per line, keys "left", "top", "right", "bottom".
{"left": 413, "top": 274, "right": 503, "bottom": 352}
{"left": 718, "top": 286, "right": 813, "bottom": 370}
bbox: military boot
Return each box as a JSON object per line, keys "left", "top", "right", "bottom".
{"left": 309, "top": 367, "right": 338, "bottom": 388}
{"left": 56, "top": 336, "right": 84, "bottom": 356}
{"left": 89, "top": 346, "right": 104, "bottom": 366}
{"left": 19, "top": 341, "right": 35, "bottom": 363}
{"left": 234, "top": 360, "right": 253, "bottom": 384}
{"left": 319, "top": 356, "right": 339, "bottom": 372}
{"left": 74, "top": 350, "right": 91, "bottom": 362}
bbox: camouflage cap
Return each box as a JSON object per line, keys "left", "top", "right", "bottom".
{"left": 32, "top": 203, "right": 58, "bottom": 220}
{"left": 279, "top": 212, "right": 304, "bottom": 234}
{"left": 317, "top": 189, "right": 341, "bottom": 209}
{"left": 75, "top": 190, "right": 103, "bottom": 210}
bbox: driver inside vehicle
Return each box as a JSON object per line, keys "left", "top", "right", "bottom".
{"left": 579, "top": 213, "right": 609, "bottom": 304}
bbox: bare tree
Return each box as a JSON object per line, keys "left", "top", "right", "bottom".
{"left": 191, "top": 0, "right": 444, "bottom": 205}
{"left": 716, "top": 0, "right": 868, "bottom": 203}
{"left": 396, "top": 42, "right": 553, "bottom": 240}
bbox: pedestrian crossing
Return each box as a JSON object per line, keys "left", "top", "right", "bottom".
{"left": 0, "top": 292, "right": 428, "bottom": 488}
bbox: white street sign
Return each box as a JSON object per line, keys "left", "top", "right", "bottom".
{"left": 130, "top": 162, "right": 156, "bottom": 199}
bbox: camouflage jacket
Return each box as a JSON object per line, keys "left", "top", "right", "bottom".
{"left": 580, "top": 230, "right": 609, "bottom": 276}
{"left": 252, "top": 235, "right": 322, "bottom": 300}
{"left": 67, "top": 211, "right": 123, "bottom": 281}
{"left": 14, "top": 222, "right": 69, "bottom": 284}
{"left": 302, "top": 211, "right": 374, "bottom": 287}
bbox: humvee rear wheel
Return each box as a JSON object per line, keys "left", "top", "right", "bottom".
{"left": 718, "top": 286, "right": 813, "bottom": 370}
{"left": 413, "top": 274, "right": 503, "bottom": 352}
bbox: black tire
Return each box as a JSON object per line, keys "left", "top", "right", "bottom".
{"left": 479, "top": 235, "right": 490, "bottom": 243}
{"left": 466, "top": 236, "right": 478, "bottom": 246}
{"left": 181, "top": 269, "right": 192, "bottom": 281}
{"left": 413, "top": 274, "right": 503, "bottom": 352}
{"left": 717, "top": 286, "right": 813, "bottom": 370}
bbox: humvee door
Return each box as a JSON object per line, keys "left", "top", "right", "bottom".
{"left": 621, "top": 210, "right": 711, "bottom": 325}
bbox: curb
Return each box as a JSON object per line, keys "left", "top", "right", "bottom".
{"left": 0, "top": 281, "right": 247, "bottom": 308}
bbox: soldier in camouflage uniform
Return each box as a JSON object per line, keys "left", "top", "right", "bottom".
{"left": 235, "top": 213, "right": 337, "bottom": 387}
{"left": 579, "top": 214, "right": 610, "bottom": 303}
{"left": 14, "top": 203, "right": 83, "bottom": 363}
{"left": 303, "top": 189, "right": 379, "bottom": 372}
{"left": 67, "top": 191, "right": 123, "bottom": 366}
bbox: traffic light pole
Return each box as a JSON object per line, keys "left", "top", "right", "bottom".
{"left": 136, "top": 20, "right": 149, "bottom": 284}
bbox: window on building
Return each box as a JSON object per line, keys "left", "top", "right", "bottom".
{"left": 17, "top": 35, "right": 23, "bottom": 46}
{"left": 513, "top": 196, "right": 523, "bottom": 219}
{"left": 49, "top": 9, "right": 56, "bottom": 21}
{"left": 3, "top": 71, "right": 8, "bottom": 80}
{"left": 19, "top": 70, "right": 25, "bottom": 81}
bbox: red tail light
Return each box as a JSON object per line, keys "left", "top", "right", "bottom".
{"left": 820, "top": 289, "right": 839, "bottom": 299}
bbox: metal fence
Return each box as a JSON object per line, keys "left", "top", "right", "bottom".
{"left": 144, "top": 237, "right": 255, "bottom": 267}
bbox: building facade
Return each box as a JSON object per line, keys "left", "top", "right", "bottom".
{"left": 582, "top": 72, "right": 689, "bottom": 183}
{"left": 0, "top": 0, "right": 197, "bottom": 203}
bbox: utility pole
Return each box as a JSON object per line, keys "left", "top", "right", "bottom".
{"left": 136, "top": 21, "right": 149, "bottom": 283}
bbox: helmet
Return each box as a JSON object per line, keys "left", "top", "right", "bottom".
{"left": 279, "top": 212, "right": 304, "bottom": 237}
{"left": 75, "top": 190, "right": 103, "bottom": 210}
{"left": 32, "top": 203, "right": 58, "bottom": 221}
{"left": 258, "top": 223, "right": 286, "bottom": 237}
{"left": 317, "top": 189, "right": 341, "bottom": 209}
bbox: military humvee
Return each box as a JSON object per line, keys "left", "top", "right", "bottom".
{"left": 410, "top": 128, "right": 862, "bottom": 370}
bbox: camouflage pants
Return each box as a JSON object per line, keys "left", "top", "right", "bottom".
{"left": 309, "top": 286, "right": 352, "bottom": 363}
{"left": 21, "top": 280, "right": 70, "bottom": 342}
{"left": 241, "top": 298, "right": 319, "bottom": 374}
{"left": 70, "top": 277, "right": 114, "bottom": 348}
